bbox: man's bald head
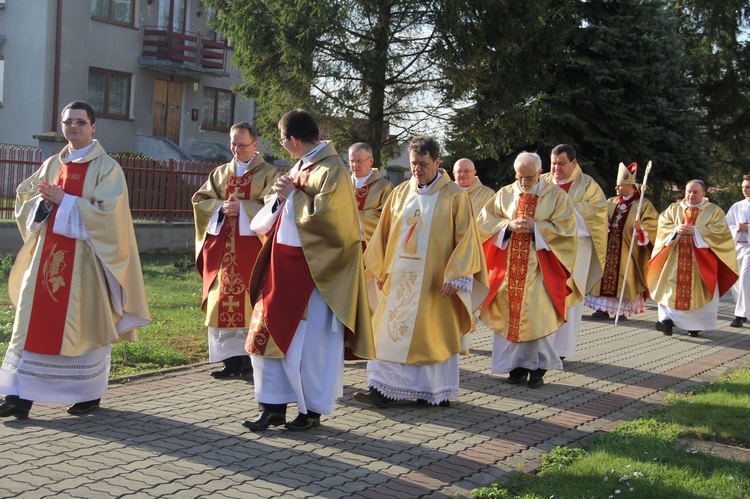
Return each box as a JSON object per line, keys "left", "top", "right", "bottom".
{"left": 452, "top": 158, "right": 476, "bottom": 188}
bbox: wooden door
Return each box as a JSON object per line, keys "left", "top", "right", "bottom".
{"left": 166, "top": 81, "right": 182, "bottom": 143}
{"left": 152, "top": 79, "right": 182, "bottom": 143}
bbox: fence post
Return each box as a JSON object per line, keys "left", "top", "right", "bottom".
{"left": 166, "top": 159, "right": 176, "bottom": 223}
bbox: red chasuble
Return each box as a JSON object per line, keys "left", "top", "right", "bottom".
{"left": 198, "top": 169, "right": 262, "bottom": 328}
{"left": 24, "top": 162, "right": 88, "bottom": 355}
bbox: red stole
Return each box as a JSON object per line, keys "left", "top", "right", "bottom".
{"left": 558, "top": 181, "right": 573, "bottom": 193}
{"left": 355, "top": 183, "right": 370, "bottom": 210}
{"left": 25, "top": 162, "right": 88, "bottom": 355}
{"left": 600, "top": 193, "right": 637, "bottom": 296}
{"left": 482, "top": 193, "right": 571, "bottom": 342}
{"left": 674, "top": 207, "right": 698, "bottom": 310}
{"left": 247, "top": 168, "right": 316, "bottom": 356}
{"left": 198, "top": 168, "right": 263, "bottom": 328}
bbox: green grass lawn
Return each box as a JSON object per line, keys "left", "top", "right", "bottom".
{"left": 0, "top": 252, "right": 209, "bottom": 378}
{"left": 473, "top": 368, "right": 750, "bottom": 499}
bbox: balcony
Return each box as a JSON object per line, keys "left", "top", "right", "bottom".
{"left": 138, "top": 26, "right": 230, "bottom": 78}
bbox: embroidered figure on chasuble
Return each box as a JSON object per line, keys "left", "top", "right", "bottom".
{"left": 193, "top": 139, "right": 279, "bottom": 379}
{"left": 355, "top": 137, "right": 488, "bottom": 408}
{"left": 478, "top": 152, "right": 577, "bottom": 389}
{"left": 1, "top": 101, "right": 150, "bottom": 420}
{"left": 648, "top": 181, "right": 738, "bottom": 337}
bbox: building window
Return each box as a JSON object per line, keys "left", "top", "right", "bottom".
{"left": 88, "top": 68, "right": 131, "bottom": 118}
{"left": 201, "top": 87, "right": 234, "bottom": 131}
{"left": 91, "top": 0, "right": 134, "bottom": 26}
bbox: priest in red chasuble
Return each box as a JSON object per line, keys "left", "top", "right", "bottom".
{"left": 452, "top": 158, "right": 495, "bottom": 215}
{"left": 541, "top": 144, "right": 607, "bottom": 360}
{"left": 648, "top": 180, "right": 738, "bottom": 337}
{"left": 586, "top": 162, "right": 658, "bottom": 320}
{"left": 0, "top": 101, "right": 151, "bottom": 420}
{"left": 193, "top": 122, "right": 279, "bottom": 380}
{"left": 348, "top": 142, "right": 394, "bottom": 247}
{"left": 479, "top": 152, "right": 578, "bottom": 389}
{"left": 352, "top": 136, "right": 488, "bottom": 409}
{"left": 242, "top": 110, "right": 374, "bottom": 432}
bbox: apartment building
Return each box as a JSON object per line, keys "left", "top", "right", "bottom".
{"left": 0, "top": 0, "right": 254, "bottom": 161}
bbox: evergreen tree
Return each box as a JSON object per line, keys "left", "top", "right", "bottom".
{"left": 540, "top": 0, "right": 706, "bottom": 203}
{"left": 203, "top": 0, "right": 445, "bottom": 166}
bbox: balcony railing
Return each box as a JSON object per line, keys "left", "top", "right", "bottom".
{"left": 141, "top": 26, "right": 228, "bottom": 72}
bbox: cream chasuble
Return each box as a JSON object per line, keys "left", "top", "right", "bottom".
{"left": 365, "top": 170, "right": 488, "bottom": 366}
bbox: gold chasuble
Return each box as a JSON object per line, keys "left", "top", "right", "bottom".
{"left": 353, "top": 169, "right": 394, "bottom": 246}
{"left": 248, "top": 142, "right": 375, "bottom": 360}
{"left": 364, "top": 171, "right": 489, "bottom": 366}
{"left": 542, "top": 165, "right": 607, "bottom": 294}
{"left": 193, "top": 154, "right": 279, "bottom": 328}
{"left": 647, "top": 200, "right": 738, "bottom": 310}
{"left": 478, "top": 180, "right": 578, "bottom": 342}
{"left": 589, "top": 193, "right": 658, "bottom": 301}
{"left": 9, "top": 142, "right": 151, "bottom": 357}
{"left": 465, "top": 177, "right": 495, "bottom": 215}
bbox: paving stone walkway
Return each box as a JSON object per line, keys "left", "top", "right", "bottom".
{"left": 1, "top": 298, "right": 749, "bottom": 498}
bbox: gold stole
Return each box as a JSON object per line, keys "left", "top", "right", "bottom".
{"left": 675, "top": 207, "right": 698, "bottom": 310}
{"left": 506, "top": 193, "right": 538, "bottom": 342}
{"left": 25, "top": 162, "right": 88, "bottom": 355}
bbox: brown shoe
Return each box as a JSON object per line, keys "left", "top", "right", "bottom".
{"left": 353, "top": 388, "right": 390, "bottom": 408}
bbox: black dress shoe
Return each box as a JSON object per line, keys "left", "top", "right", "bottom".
{"left": 241, "top": 411, "right": 286, "bottom": 430}
{"left": 730, "top": 317, "right": 744, "bottom": 328}
{"left": 655, "top": 319, "right": 674, "bottom": 336}
{"left": 284, "top": 413, "right": 321, "bottom": 431}
{"left": 616, "top": 315, "right": 627, "bottom": 322}
{"left": 528, "top": 377, "right": 545, "bottom": 389}
{"left": 688, "top": 331, "right": 700, "bottom": 337}
{"left": 353, "top": 388, "right": 390, "bottom": 408}
{"left": 67, "top": 399, "right": 100, "bottom": 415}
{"left": 591, "top": 310, "right": 609, "bottom": 320}
{"left": 507, "top": 367, "right": 529, "bottom": 385}
{"left": 210, "top": 366, "right": 243, "bottom": 379}
{"left": 0, "top": 400, "right": 30, "bottom": 420}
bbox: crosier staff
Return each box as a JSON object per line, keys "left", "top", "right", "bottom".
{"left": 615, "top": 161, "right": 652, "bottom": 324}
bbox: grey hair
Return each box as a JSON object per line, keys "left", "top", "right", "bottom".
{"left": 514, "top": 152, "right": 542, "bottom": 172}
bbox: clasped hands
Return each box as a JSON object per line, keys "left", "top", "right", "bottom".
{"left": 38, "top": 181, "right": 64, "bottom": 206}
{"left": 222, "top": 195, "right": 239, "bottom": 217}
{"left": 274, "top": 174, "right": 295, "bottom": 201}
{"left": 508, "top": 214, "right": 534, "bottom": 234}
{"left": 677, "top": 224, "right": 695, "bottom": 236}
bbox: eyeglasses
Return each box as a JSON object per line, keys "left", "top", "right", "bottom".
{"left": 515, "top": 173, "right": 539, "bottom": 182}
{"left": 230, "top": 143, "right": 254, "bottom": 150}
{"left": 453, "top": 170, "right": 474, "bottom": 175}
{"left": 349, "top": 157, "right": 372, "bottom": 165}
{"left": 62, "top": 119, "right": 91, "bottom": 127}
{"left": 279, "top": 137, "right": 290, "bottom": 146}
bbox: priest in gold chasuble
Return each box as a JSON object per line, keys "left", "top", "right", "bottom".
{"left": 541, "top": 144, "right": 607, "bottom": 360}
{"left": 0, "top": 101, "right": 151, "bottom": 420}
{"left": 452, "top": 158, "right": 495, "bottom": 215}
{"left": 351, "top": 136, "right": 488, "bottom": 408}
{"left": 241, "top": 110, "right": 374, "bottom": 432}
{"left": 586, "top": 162, "right": 658, "bottom": 319}
{"left": 479, "top": 152, "right": 578, "bottom": 389}
{"left": 193, "top": 122, "right": 279, "bottom": 380}
{"left": 348, "top": 142, "right": 394, "bottom": 247}
{"left": 648, "top": 180, "right": 738, "bottom": 337}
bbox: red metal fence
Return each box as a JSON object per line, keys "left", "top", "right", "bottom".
{"left": 0, "top": 146, "right": 219, "bottom": 222}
